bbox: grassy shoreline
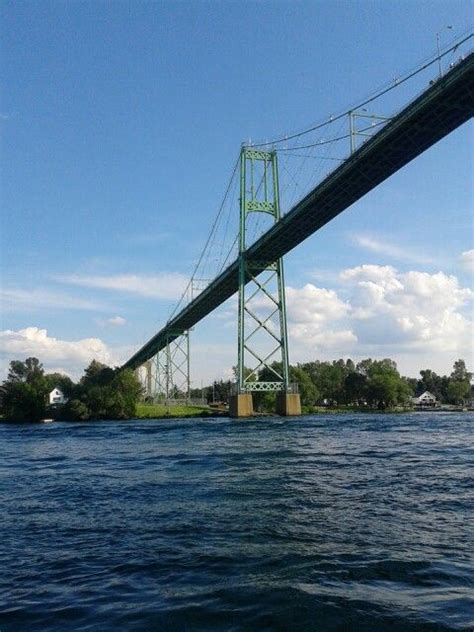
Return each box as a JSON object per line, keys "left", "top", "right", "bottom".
{"left": 135, "top": 403, "right": 220, "bottom": 419}
{"left": 1, "top": 404, "right": 469, "bottom": 423}
{"left": 135, "top": 403, "right": 468, "bottom": 419}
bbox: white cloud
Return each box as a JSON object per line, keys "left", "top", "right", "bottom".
{"left": 56, "top": 273, "right": 188, "bottom": 300}
{"left": 107, "top": 315, "right": 126, "bottom": 326}
{"left": 460, "top": 249, "right": 474, "bottom": 272}
{"left": 350, "top": 232, "right": 435, "bottom": 265}
{"left": 261, "top": 267, "right": 474, "bottom": 372}
{"left": 290, "top": 324, "right": 357, "bottom": 350}
{"left": 285, "top": 284, "right": 357, "bottom": 354}
{"left": 340, "top": 265, "right": 473, "bottom": 353}
{"left": 287, "top": 284, "right": 351, "bottom": 323}
{"left": 0, "top": 327, "right": 123, "bottom": 379}
{"left": 95, "top": 315, "right": 127, "bottom": 328}
{"left": 1, "top": 288, "right": 109, "bottom": 312}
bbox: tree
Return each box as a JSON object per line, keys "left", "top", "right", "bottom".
{"left": 62, "top": 399, "right": 89, "bottom": 421}
{"left": 450, "top": 359, "right": 472, "bottom": 382}
{"left": 447, "top": 380, "right": 470, "bottom": 405}
{"left": 77, "top": 365, "right": 142, "bottom": 420}
{"left": 208, "top": 379, "right": 232, "bottom": 404}
{"left": 363, "top": 359, "right": 411, "bottom": 409}
{"left": 109, "top": 369, "right": 142, "bottom": 418}
{"left": 444, "top": 359, "right": 472, "bottom": 405}
{"left": 1, "top": 382, "right": 47, "bottom": 421}
{"left": 1, "top": 358, "right": 48, "bottom": 421}
{"left": 7, "top": 360, "right": 29, "bottom": 383}
{"left": 301, "top": 360, "right": 347, "bottom": 404}
{"left": 1, "top": 357, "right": 143, "bottom": 422}
{"left": 405, "top": 377, "right": 418, "bottom": 396}
{"left": 291, "top": 366, "right": 319, "bottom": 407}
{"left": 7, "top": 357, "right": 44, "bottom": 384}
{"left": 80, "top": 360, "right": 114, "bottom": 387}
{"left": 344, "top": 371, "right": 367, "bottom": 405}
{"left": 366, "top": 373, "right": 399, "bottom": 408}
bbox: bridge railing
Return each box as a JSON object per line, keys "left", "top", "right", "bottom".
{"left": 230, "top": 382, "right": 299, "bottom": 395}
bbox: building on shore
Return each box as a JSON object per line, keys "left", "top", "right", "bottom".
{"left": 412, "top": 390, "right": 438, "bottom": 408}
{"left": 48, "top": 387, "right": 68, "bottom": 406}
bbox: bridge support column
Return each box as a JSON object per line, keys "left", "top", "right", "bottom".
{"left": 153, "top": 330, "right": 190, "bottom": 406}
{"left": 229, "top": 393, "right": 254, "bottom": 418}
{"left": 276, "top": 392, "right": 302, "bottom": 416}
{"left": 232, "top": 146, "right": 300, "bottom": 418}
{"left": 136, "top": 361, "right": 153, "bottom": 401}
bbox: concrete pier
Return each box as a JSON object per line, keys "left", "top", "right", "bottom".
{"left": 229, "top": 392, "right": 301, "bottom": 418}
{"left": 276, "top": 393, "right": 301, "bottom": 416}
{"left": 229, "top": 393, "right": 254, "bottom": 418}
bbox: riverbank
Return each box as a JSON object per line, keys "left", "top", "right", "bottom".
{"left": 135, "top": 402, "right": 472, "bottom": 420}
{"left": 1, "top": 403, "right": 471, "bottom": 423}
{"left": 136, "top": 403, "right": 220, "bottom": 419}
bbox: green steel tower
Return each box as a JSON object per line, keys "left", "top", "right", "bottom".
{"left": 231, "top": 147, "right": 300, "bottom": 416}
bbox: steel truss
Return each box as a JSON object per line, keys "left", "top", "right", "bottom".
{"left": 348, "top": 110, "right": 391, "bottom": 154}
{"left": 138, "top": 331, "right": 190, "bottom": 404}
{"left": 152, "top": 330, "right": 190, "bottom": 404}
{"left": 237, "top": 147, "right": 290, "bottom": 393}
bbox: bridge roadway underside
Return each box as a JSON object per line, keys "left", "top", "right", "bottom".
{"left": 124, "top": 53, "right": 474, "bottom": 370}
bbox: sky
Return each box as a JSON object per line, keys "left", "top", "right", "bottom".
{"left": 1, "top": 0, "right": 473, "bottom": 386}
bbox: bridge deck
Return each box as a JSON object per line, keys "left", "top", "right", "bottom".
{"left": 124, "top": 53, "right": 474, "bottom": 370}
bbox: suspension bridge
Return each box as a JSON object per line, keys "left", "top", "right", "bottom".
{"left": 124, "top": 43, "right": 474, "bottom": 417}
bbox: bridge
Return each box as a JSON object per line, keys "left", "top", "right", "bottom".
{"left": 124, "top": 49, "right": 474, "bottom": 416}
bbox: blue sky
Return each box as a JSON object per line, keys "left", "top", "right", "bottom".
{"left": 1, "top": 1, "right": 473, "bottom": 383}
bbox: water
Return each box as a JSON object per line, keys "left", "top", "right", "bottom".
{"left": 0, "top": 413, "right": 473, "bottom": 631}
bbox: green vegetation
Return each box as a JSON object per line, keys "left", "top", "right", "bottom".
{"left": 0, "top": 355, "right": 472, "bottom": 422}
{"left": 205, "top": 358, "right": 473, "bottom": 412}
{"left": 136, "top": 403, "right": 212, "bottom": 419}
{"left": 0, "top": 358, "right": 141, "bottom": 422}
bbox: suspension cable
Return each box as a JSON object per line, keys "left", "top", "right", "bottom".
{"left": 251, "top": 31, "right": 473, "bottom": 148}
{"left": 167, "top": 153, "right": 240, "bottom": 322}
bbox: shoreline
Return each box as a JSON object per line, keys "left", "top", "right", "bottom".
{"left": 1, "top": 406, "right": 472, "bottom": 424}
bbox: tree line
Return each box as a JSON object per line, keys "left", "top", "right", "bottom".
{"left": 198, "top": 358, "right": 473, "bottom": 411}
{"left": 1, "top": 355, "right": 471, "bottom": 421}
{"left": 0, "top": 358, "right": 142, "bottom": 422}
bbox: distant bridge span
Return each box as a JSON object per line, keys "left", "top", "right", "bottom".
{"left": 124, "top": 53, "right": 474, "bottom": 370}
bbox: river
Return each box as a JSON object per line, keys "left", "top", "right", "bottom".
{"left": 0, "top": 413, "right": 473, "bottom": 631}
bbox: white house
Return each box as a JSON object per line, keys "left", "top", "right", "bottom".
{"left": 412, "top": 390, "right": 438, "bottom": 407}
{"left": 48, "top": 387, "right": 68, "bottom": 406}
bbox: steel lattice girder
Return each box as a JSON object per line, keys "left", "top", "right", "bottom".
{"left": 153, "top": 332, "right": 190, "bottom": 400}
{"left": 123, "top": 54, "right": 474, "bottom": 370}
{"left": 237, "top": 148, "right": 290, "bottom": 393}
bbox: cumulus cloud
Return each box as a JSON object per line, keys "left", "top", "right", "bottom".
{"left": 286, "top": 284, "right": 357, "bottom": 353}
{"left": 287, "top": 284, "right": 350, "bottom": 323}
{"left": 350, "top": 232, "right": 435, "bottom": 265}
{"left": 340, "top": 265, "right": 473, "bottom": 352}
{"left": 460, "top": 249, "right": 474, "bottom": 272}
{"left": 0, "top": 327, "right": 123, "bottom": 379}
{"left": 278, "top": 266, "right": 473, "bottom": 367}
{"left": 56, "top": 273, "right": 189, "bottom": 300}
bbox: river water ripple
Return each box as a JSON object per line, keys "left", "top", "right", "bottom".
{"left": 0, "top": 413, "right": 473, "bottom": 631}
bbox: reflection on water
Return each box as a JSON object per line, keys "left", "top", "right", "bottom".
{"left": 0, "top": 413, "right": 473, "bottom": 631}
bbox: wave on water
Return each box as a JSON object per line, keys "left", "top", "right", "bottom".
{"left": 0, "top": 413, "right": 473, "bottom": 631}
